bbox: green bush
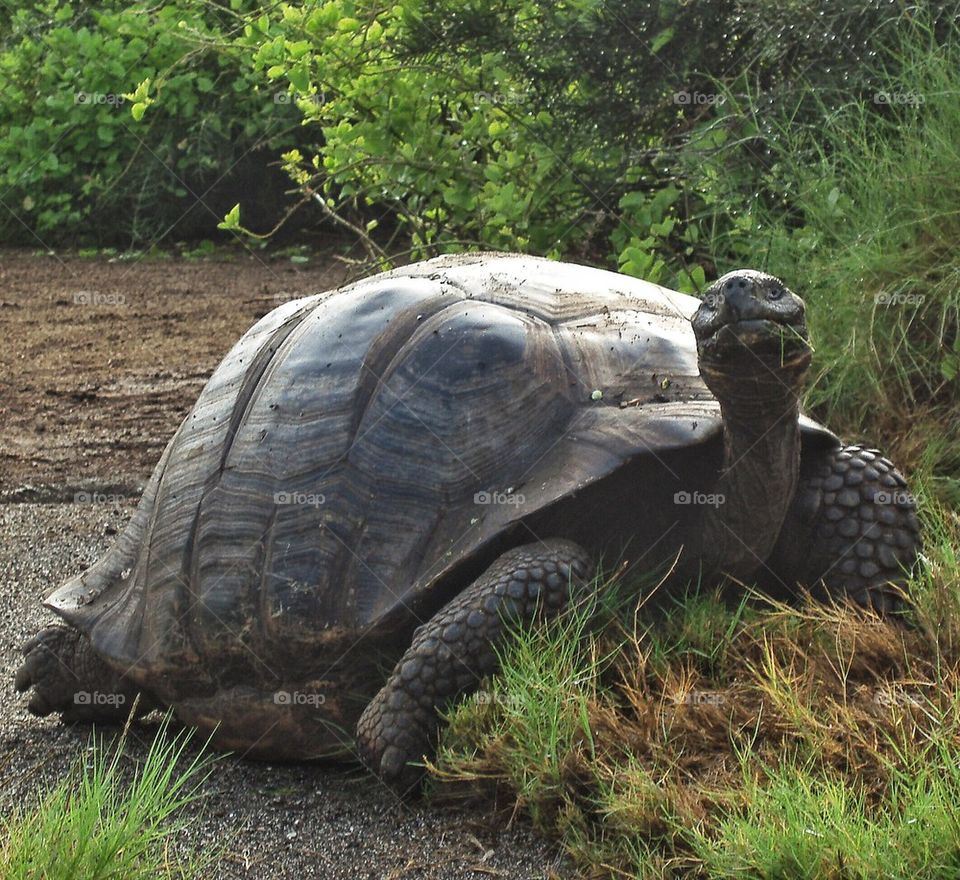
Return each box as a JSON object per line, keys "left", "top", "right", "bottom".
{"left": 225, "top": 0, "right": 960, "bottom": 291}
{"left": 0, "top": 0, "right": 302, "bottom": 246}
{"left": 681, "top": 13, "right": 960, "bottom": 489}
{"left": 231, "top": 0, "right": 749, "bottom": 283}
{"left": 235, "top": 2, "right": 585, "bottom": 264}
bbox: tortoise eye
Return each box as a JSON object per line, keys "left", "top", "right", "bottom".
{"left": 703, "top": 293, "right": 719, "bottom": 309}
{"left": 768, "top": 286, "right": 784, "bottom": 301}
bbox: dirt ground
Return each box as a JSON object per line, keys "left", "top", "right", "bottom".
{"left": 0, "top": 248, "right": 572, "bottom": 879}
{"left": 0, "top": 245, "right": 352, "bottom": 492}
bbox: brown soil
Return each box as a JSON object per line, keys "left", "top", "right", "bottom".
{"left": 1, "top": 247, "right": 351, "bottom": 493}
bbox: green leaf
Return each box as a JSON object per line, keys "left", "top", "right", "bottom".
{"left": 650, "top": 27, "right": 674, "bottom": 54}
{"left": 288, "top": 67, "right": 309, "bottom": 93}
{"left": 619, "top": 191, "right": 647, "bottom": 210}
{"left": 650, "top": 217, "right": 675, "bottom": 237}
{"left": 285, "top": 40, "right": 311, "bottom": 59}
{"left": 677, "top": 263, "right": 706, "bottom": 293}
{"left": 218, "top": 203, "right": 241, "bottom": 230}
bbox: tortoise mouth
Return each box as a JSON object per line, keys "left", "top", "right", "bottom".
{"left": 699, "top": 317, "right": 811, "bottom": 367}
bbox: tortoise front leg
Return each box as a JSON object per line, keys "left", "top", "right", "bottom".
{"left": 356, "top": 539, "right": 593, "bottom": 795}
{"left": 762, "top": 444, "right": 920, "bottom": 612}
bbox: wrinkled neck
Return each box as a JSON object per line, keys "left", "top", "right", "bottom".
{"left": 700, "top": 390, "right": 802, "bottom": 580}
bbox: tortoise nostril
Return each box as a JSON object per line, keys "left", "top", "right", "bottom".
{"left": 724, "top": 277, "right": 752, "bottom": 294}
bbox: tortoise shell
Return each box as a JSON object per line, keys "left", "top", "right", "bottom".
{"left": 48, "top": 253, "right": 834, "bottom": 699}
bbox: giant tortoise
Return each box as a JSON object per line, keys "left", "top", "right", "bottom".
{"left": 16, "top": 253, "right": 919, "bottom": 794}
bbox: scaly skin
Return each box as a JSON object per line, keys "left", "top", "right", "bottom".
{"left": 15, "top": 624, "right": 155, "bottom": 722}
{"left": 765, "top": 444, "right": 920, "bottom": 611}
{"left": 356, "top": 539, "right": 593, "bottom": 796}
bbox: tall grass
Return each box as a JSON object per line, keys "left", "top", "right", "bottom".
{"left": 1, "top": 719, "right": 216, "bottom": 880}
{"left": 688, "top": 736, "right": 960, "bottom": 879}
{"left": 741, "top": 16, "right": 960, "bottom": 485}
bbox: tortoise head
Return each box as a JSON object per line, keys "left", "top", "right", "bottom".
{"left": 691, "top": 270, "right": 812, "bottom": 402}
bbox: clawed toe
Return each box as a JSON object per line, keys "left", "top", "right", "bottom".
{"left": 15, "top": 651, "right": 56, "bottom": 716}
{"left": 356, "top": 693, "right": 430, "bottom": 797}
{"left": 361, "top": 740, "right": 427, "bottom": 797}
{"left": 16, "top": 647, "right": 54, "bottom": 716}
{"left": 13, "top": 651, "right": 38, "bottom": 694}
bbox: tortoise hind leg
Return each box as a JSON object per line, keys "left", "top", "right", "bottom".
{"left": 356, "top": 539, "right": 593, "bottom": 796}
{"left": 15, "top": 624, "right": 156, "bottom": 723}
{"left": 762, "top": 444, "right": 920, "bottom": 612}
